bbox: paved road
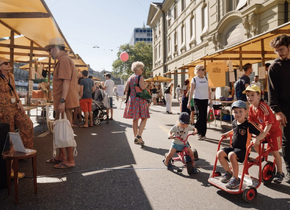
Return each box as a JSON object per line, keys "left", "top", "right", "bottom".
{"left": 0, "top": 98, "right": 289, "bottom": 209}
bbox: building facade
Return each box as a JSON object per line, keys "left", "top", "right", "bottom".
{"left": 129, "top": 27, "right": 153, "bottom": 45}
{"left": 147, "top": 0, "right": 290, "bottom": 88}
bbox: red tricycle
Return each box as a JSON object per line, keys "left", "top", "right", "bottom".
{"left": 166, "top": 133, "right": 199, "bottom": 175}
{"left": 208, "top": 135, "right": 276, "bottom": 203}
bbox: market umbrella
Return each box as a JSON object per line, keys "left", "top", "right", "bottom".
{"left": 145, "top": 75, "right": 173, "bottom": 83}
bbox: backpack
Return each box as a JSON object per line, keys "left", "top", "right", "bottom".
{"left": 234, "top": 78, "right": 246, "bottom": 100}
{"left": 164, "top": 86, "right": 171, "bottom": 94}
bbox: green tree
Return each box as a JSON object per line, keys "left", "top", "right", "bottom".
{"left": 112, "top": 41, "right": 152, "bottom": 81}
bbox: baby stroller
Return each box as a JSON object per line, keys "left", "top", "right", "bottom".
{"left": 92, "top": 89, "right": 109, "bottom": 125}
{"left": 92, "top": 100, "right": 109, "bottom": 125}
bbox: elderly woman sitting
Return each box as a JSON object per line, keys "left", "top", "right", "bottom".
{"left": 0, "top": 57, "right": 34, "bottom": 179}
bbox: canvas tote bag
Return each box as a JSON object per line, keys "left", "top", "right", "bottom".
{"left": 53, "top": 113, "right": 77, "bottom": 157}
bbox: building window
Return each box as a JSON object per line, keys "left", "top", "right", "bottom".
{"left": 168, "top": 37, "right": 171, "bottom": 53}
{"left": 174, "top": 4, "right": 177, "bottom": 20}
{"left": 181, "top": 0, "right": 185, "bottom": 11}
{"left": 226, "top": 0, "right": 240, "bottom": 13}
{"left": 202, "top": 5, "right": 208, "bottom": 32}
{"left": 174, "top": 31, "right": 178, "bottom": 52}
{"left": 190, "top": 16, "right": 195, "bottom": 38}
{"left": 181, "top": 24, "right": 185, "bottom": 43}
{"left": 167, "top": 10, "right": 172, "bottom": 26}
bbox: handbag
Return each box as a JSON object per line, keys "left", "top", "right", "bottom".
{"left": 134, "top": 75, "right": 152, "bottom": 100}
{"left": 53, "top": 113, "right": 77, "bottom": 157}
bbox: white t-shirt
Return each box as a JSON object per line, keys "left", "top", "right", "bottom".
{"left": 176, "top": 87, "right": 181, "bottom": 95}
{"left": 191, "top": 76, "right": 209, "bottom": 100}
{"left": 170, "top": 125, "right": 194, "bottom": 145}
{"left": 105, "top": 79, "right": 115, "bottom": 97}
{"left": 251, "top": 81, "right": 261, "bottom": 88}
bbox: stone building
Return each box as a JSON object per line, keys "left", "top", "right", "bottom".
{"left": 147, "top": 0, "right": 290, "bottom": 91}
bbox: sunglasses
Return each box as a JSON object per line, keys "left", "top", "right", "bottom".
{"left": 0, "top": 62, "right": 9, "bottom": 66}
{"left": 199, "top": 69, "right": 205, "bottom": 71}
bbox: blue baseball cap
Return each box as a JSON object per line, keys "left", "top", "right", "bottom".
{"left": 179, "top": 112, "right": 190, "bottom": 124}
{"left": 231, "top": 100, "right": 247, "bottom": 110}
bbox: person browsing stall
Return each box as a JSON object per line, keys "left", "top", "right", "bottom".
{"left": 103, "top": 73, "right": 115, "bottom": 120}
{"left": 79, "top": 70, "right": 94, "bottom": 128}
{"left": 245, "top": 85, "right": 284, "bottom": 183}
{"left": 187, "top": 64, "right": 211, "bottom": 140}
{"left": 217, "top": 100, "right": 265, "bottom": 189}
{"left": 45, "top": 37, "right": 79, "bottom": 169}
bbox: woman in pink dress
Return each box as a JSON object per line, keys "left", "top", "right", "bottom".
{"left": 123, "top": 61, "right": 150, "bottom": 145}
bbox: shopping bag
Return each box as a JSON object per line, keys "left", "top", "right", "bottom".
{"left": 207, "top": 107, "right": 215, "bottom": 123}
{"left": 53, "top": 113, "right": 77, "bottom": 157}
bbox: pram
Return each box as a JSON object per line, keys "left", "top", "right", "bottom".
{"left": 92, "top": 100, "right": 109, "bottom": 125}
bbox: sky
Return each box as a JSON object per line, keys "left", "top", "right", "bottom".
{"left": 45, "top": 0, "right": 157, "bottom": 72}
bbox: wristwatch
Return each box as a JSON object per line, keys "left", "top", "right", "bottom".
{"left": 60, "top": 98, "right": 65, "bottom": 103}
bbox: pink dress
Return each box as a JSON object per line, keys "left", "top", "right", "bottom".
{"left": 123, "top": 74, "right": 150, "bottom": 119}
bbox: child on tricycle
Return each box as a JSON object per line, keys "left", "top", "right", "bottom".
{"left": 244, "top": 84, "right": 284, "bottom": 183}
{"left": 163, "top": 112, "right": 198, "bottom": 174}
{"left": 217, "top": 100, "right": 266, "bottom": 189}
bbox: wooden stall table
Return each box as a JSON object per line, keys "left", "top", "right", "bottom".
{"left": 212, "top": 100, "right": 234, "bottom": 127}
{"left": 2, "top": 149, "right": 37, "bottom": 204}
{"left": 24, "top": 103, "right": 52, "bottom": 133}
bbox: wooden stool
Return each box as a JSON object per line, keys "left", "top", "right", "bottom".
{"left": 2, "top": 149, "right": 37, "bottom": 204}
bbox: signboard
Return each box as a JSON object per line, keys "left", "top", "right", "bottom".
{"left": 259, "top": 66, "right": 266, "bottom": 79}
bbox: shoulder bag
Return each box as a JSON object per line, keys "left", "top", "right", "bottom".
{"left": 134, "top": 75, "right": 152, "bottom": 100}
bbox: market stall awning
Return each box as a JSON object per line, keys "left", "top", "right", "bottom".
{"left": 182, "top": 21, "right": 290, "bottom": 70}
{"left": 145, "top": 76, "right": 173, "bottom": 82}
{"left": 0, "top": 0, "right": 73, "bottom": 52}
{"left": 20, "top": 54, "right": 88, "bottom": 72}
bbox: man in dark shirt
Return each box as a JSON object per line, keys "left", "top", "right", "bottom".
{"left": 80, "top": 70, "right": 95, "bottom": 127}
{"left": 268, "top": 34, "right": 290, "bottom": 183}
{"left": 238, "top": 63, "right": 252, "bottom": 102}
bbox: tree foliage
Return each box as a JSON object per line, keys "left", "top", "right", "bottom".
{"left": 112, "top": 41, "right": 152, "bottom": 81}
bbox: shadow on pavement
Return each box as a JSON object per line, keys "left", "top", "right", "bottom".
{"left": 216, "top": 188, "right": 290, "bottom": 208}
{"left": 0, "top": 119, "right": 152, "bottom": 209}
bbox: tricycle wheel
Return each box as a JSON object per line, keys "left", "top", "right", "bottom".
{"left": 193, "top": 149, "right": 199, "bottom": 160}
{"left": 213, "top": 171, "right": 221, "bottom": 177}
{"left": 242, "top": 187, "right": 257, "bottom": 203}
{"left": 186, "top": 161, "right": 194, "bottom": 175}
{"left": 261, "top": 161, "right": 276, "bottom": 185}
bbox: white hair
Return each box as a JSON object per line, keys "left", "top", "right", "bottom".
{"left": 131, "top": 61, "right": 144, "bottom": 72}
{"left": 194, "top": 64, "right": 204, "bottom": 75}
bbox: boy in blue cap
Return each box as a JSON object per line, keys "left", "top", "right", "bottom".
{"left": 217, "top": 100, "right": 266, "bottom": 189}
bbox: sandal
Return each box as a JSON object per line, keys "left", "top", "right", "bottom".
{"left": 11, "top": 172, "right": 25, "bottom": 179}
{"left": 54, "top": 162, "right": 75, "bottom": 169}
{"left": 79, "top": 125, "right": 88, "bottom": 128}
{"left": 46, "top": 158, "right": 62, "bottom": 164}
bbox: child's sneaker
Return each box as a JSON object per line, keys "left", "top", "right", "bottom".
{"left": 192, "top": 166, "right": 198, "bottom": 174}
{"left": 273, "top": 172, "right": 285, "bottom": 183}
{"left": 221, "top": 171, "right": 232, "bottom": 183}
{"left": 163, "top": 159, "right": 172, "bottom": 169}
{"left": 225, "top": 177, "right": 240, "bottom": 189}
{"left": 285, "top": 172, "right": 290, "bottom": 184}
